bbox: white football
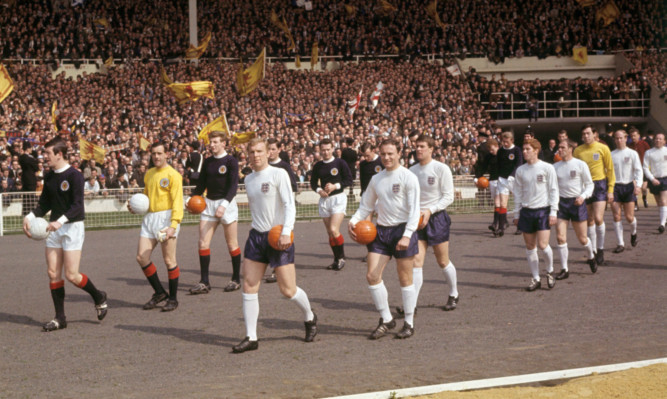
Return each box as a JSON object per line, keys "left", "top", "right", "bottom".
{"left": 29, "top": 217, "right": 50, "bottom": 241}
{"left": 129, "top": 193, "right": 150, "bottom": 215}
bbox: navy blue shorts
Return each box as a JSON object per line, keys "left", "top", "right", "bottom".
{"left": 367, "top": 223, "right": 419, "bottom": 259}
{"left": 648, "top": 176, "right": 667, "bottom": 195}
{"left": 244, "top": 228, "right": 295, "bottom": 269}
{"left": 517, "top": 207, "right": 551, "bottom": 234}
{"left": 586, "top": 180, "right": 608, "bottom": 204}
{"left": 557, "top": 198, "right": 588, "bottom": 222}
{"left": 417, "top": 211, "right": 451, "bottom": 246}
{"left": 614, "top": 182, "right": 636, "bottom": 203}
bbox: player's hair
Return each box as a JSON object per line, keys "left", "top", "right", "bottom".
{"left": 501, "top": 131, "right": 514, "bottom": 141}
{"left": 581, "top": 124, "right": 593, "bottom": 132}
{"left": 379, "top": 138, "right": 401, "bottom": 152}
{"left": 565, "top": 139, "right": 578, "bottom": 149}
{"left": 189, "top": 140, "right": 200, "bottom": 150}
{"left": 150, "top": 141, "right": 165, "bottom": 152}
{"left": 248, "top": 137, "right": 267, "bottom": 150}
{"left": 360, "top": 142, "right": 374, "bottom": 153}
{"left": 208, "top": 131, "right": 226, "bottom": 141}
{"left": 614, "top": 129, "right": 628, "bottom": 138}
{"left": 22, "top": 140, "right": 32, "bottom": 151}
{"left": 346, "top": 137, "right": 354, "bottom": 146}
{"left": 267, "top": 137, "right": 280, "bottom": 147}
{"left": 320, "top": 138, "right": 333, "bottom": 147}
{"left": 558, "top": 129, "right": 568, "bottom": 137}
{"left": 628, "top": 126, "right": 640, "bottom": 135}
{"left": 524, "top": 138, "right": 541, "bottom": 151}
{"left": 487, "top": 138, "right": 499, "bottom": 147}
{"left": 45, "top": 137, "right": 67, "bottom": 157}
{"left": 416, "top": 134, "right": 435, "bottom": 148}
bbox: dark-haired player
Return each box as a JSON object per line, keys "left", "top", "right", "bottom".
{"left": 310, "top": 138, "right": 353, "bottom": 270}
{"left": 129, "top": 142, "right": 183, "bottom": 312}
{"left": 474, "top": 138, "right": 500, "bottom": 234}
{"left": 188, "top": 131, "right": 241, "bottom": 294}
{"left": 232, "top": 138, "right": 317, "bottom": 353}
{"left": 23, "top": 137, "right": 107, "bottom": 331}
{"left": 349, "top": 138, "right": 420, "bottom": 339}
{"left": 496, "top": 131, "right": 523, "bottom": 236}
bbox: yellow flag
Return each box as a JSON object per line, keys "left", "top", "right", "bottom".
{"left": 270, "top": 12, "right": 296, "bottom": 51}
{"left": 572, "top": 46, "right": 588, "bottom": 65}
{"left": 230, "top": 131, "right": 256, "bottom": 147}
{"left": 198, "top": 114, "right": 230, "bottom": 145}
{"left": 311, "top": 43, "right": 319, "bottom": 70}
{"left": 426, "top": 0, "right": 447, "bottom": 29}
{"left": 185, "top": 32, "right": 212, "bottom": 59}
{"left": 51, "top": 101, "right": 58, "bottom": 131}
{"left": 379, "top": 0, "right": 397, "bottom": 13}
{"left": 104, "top": 57, "right": 113, "bottom": 67}
{"left": 237, "top": 48, "right": 265, "bottom": 97}
{"left": 295, "top": 55, "right": 301, "bottom": 68}
{"left": 94, "top": 18, "right": 110, "bottom": 28}
{"left": 79, "top": 137, "right": 106, "bottom": 164}
{"left": 167, "top": 81, "right": 215, "bottom": 104}
{"left": 0, "top": 64, "right": 14, "bottom": 104}
{"left": 137, "top": 133, "right": 151, "bottom": 151}
{"left": 596, "top": 0, "right": 620, "bottom": 27}
{"left": 285, "top": 20, "right": 296, "bottom": 51}
{"left": 575, "top": 0, "right": 595, "bottom": 7}
{"left": 160, "top": 66, "right": 174, "bottom": 86}
{"left": 344, "top": 4, "right": 357, "bottom": 16}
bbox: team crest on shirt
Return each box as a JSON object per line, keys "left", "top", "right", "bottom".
{"left": 218, "top": 165, "right": 227, "bottom": 174}
{"left": 331, "top": 168, "right": 339, "bottom": 176}
{"left": 593, "top": 153, "right": 600, "bottom": 161}
{"left": 624, "top": 157, "right": 630, "bottom": 163}
{"left": 392, "top": 184, "right": 400, "bottom": 193}
{"left": 261, "top": 182, "right": 270, "bottom": 193}
{"left": 537, "top": 174, "right": 544, "bottom": 183}
{"left": 60, "top": 181, "right": 70, "bottom": 191}
{"left": 508, "top": 154, "right": 515, "bottom": 160}
{"left": 427, "top": 176, "right": 436, "bottom": 185}
{"left": 570, "top": 170, "right": 577, "bottom": 179}
{"left": 160, "top": 178, "right": 169, "bottom": 188}
{"left": 374, "top": 165, "right": 381, "bottom": 173}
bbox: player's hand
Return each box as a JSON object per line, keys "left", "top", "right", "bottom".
{"left": 215, "top": 205, "right": 226, "bottom": 218}
{"left": 47, "top": 221, "right": 62, "bottom": 232}
{"left": 324, "top": 183, "right": 335, "bottom": 194}
{"left": 513, "top": 218, "right": 519, "bottom": 226}
{"left": 419, "top": 210, "right": 431, "bottom": 230}
{"left": 574, "top": 196, "right": 584, "bottom": 206}
{"left": 318, "top": 189, "right": 329, "bottom": 198}
{"left": 606, "top": 192, "right": 614, "bottom": 204}
{"left": 652, "top": 178, "right": 659, "bottom": 186}
{"left": 165, "top": 227, "right": 176, "bottom": 240}
{"left": 22, "top": 217, "right": 32, "bottom": 238}
{"left": 278, "top": 234, "right": 292, "bottom": 251}
{"left": 634, "top": 186, "right": 641, "bottom": 196}
{"left": 473, "top": 178, "right": 478, "bottom": 185}
{"left": 548, "top": 216, "right": 557, "bottom": 226}
{"left": 348, "top": 222, "right": 357, "bottom": 241}
{"left": 396, "top": 236, "right": 410, "bottom": 251}
{"left": 127, "top": 202, "right": 135, "bottom": 214}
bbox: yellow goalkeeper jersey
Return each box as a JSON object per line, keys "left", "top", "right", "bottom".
{"left": 144, "top": 165, "right": 184, "bottom": 228}
{"left": 573, "top": 141, "right": 615, "bottom": 193}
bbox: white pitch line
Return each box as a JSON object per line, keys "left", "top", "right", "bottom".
{"left": 324, "top": 357, "right": 667, "bottom": 399}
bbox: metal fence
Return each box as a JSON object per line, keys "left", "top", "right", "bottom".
{"left": 0, "top": 176, "right": 498, "bottom": 236}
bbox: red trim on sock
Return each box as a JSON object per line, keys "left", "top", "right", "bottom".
{"left": 50, "top": 280, "right": 65, "bottom": 290}
{"left": 329, "top": 237, "right": 336, "bottom": 247}
{"left": 168, "top": 266, "right": 180, "bottom": 280}
{"left": 199, "top": 248, "right": 211, "bottom": 256}
{"left": 77, "top": 274, "right": 88, "bottom": 288}
{"left": 334, "top": 234, "right": 344, "bottom": 246}
{"left": 230, "top": 247, "right": 241, "bottom": 257}
{"left": 498, "top": 208, "right": 507, "bottom": 214}
{"left": 142, "top": 263, "right": 157, "bottom": 277}
{"left": 494, "top": 207, "right": 500, "bottom": 213}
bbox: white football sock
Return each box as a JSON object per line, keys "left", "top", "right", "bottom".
{"left": 289, "top": 287, "right": 314, "bottom": 321}
{"left": 242, "top": 292, "right": 259, "bottom": 341}
{"left": 369, "top": 281, "right": 392, "bottom": 322}
{"left": 630, "top": 217, "right": 637, "bottom": 235}
{"left": 541, "top": 245, "right": 554, "bottom": 273}
{"left": 596, "top": 222, "right": 606, "bottom": 250}
{"left": 613, "top": 221, "right": 624, "bottom": 246}
{"left": 557, "top": 243, "right": 568, "bottom": 271}
{"left": 400, "top": 284, "right": 417, "bottom": 327}
{"left": 441, "top": 262, "right": 458, "bottom": 298}
{"left": 526, "top": 248, "right": 539, "bottom": 280}
{"left": 661, "top": 206, "right": 667, "bottom": 226}
{"left": 583, "top": 237, "right": 595, "bottom": 259}
{"left": 588, "top": 225, "right": 597, "bottom": 250}
{"left": 412, "top": 267, "right": 424, "bottom": 300}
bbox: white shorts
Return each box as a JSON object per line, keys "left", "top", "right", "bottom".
{"left": 318, "top": 192, "right": 347, "bottom": 218}
{"left": 201, "top": 197, "right": 238, "bottom": 225}
{"left": 498, "top": 177, "right": 514, "bottom": 196}
{"left": 141, "top": 210, "right": 181, "bottom": 240}
{"left": 46, "top": 221, "right": 85, "bottom": 251}
{"left": 489, "top": 180, "right": 499, "bottom": 198}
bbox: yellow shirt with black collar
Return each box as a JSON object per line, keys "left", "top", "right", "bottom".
{"left": 144, "top": 165, "right": 183, "bottom": 229}
{"left": 573, "top": 141, "right": 616, "bottom": 193}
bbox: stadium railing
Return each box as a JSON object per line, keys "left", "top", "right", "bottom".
{"left": 0, "top": 176, "right": 499, "bottom": 236}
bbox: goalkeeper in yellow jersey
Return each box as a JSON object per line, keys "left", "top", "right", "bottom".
{"left": 128, "top": 141, "right": 184, "bottom": 312}
{"left": 573, "top": 125, "right": 616, "bottom": 266}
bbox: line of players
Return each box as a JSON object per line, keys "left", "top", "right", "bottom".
{"left": 476, "top": 126, "right": 667, "bottom": 291}
{"left": 22, "top": 127, "right": 666, "bottom": 350}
